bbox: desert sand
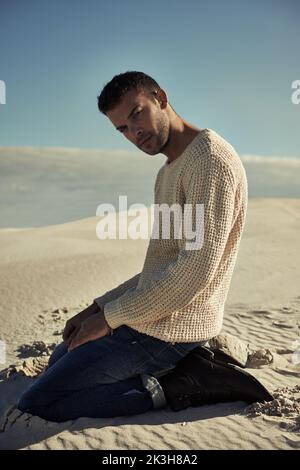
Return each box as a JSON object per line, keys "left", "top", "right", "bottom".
{"left": 0, "top": 198, "right": 299, "bottom": 450}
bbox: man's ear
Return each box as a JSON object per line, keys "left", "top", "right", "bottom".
{"left": 156, "top": 88, "right": 168, "bottom": 108}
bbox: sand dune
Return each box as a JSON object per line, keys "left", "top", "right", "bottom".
{"left": 1, "top": 146, "right": 299, "bottom": 229}
{"left": 0, "top": 198, "right": 299, "bottom": 450}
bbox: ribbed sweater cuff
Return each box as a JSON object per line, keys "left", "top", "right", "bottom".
{"left": 103, "top": 298, "right": 126, "bottom": 330}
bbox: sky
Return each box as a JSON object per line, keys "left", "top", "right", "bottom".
{"left": 0, "top": 0, "right": 299, "bottom": 156}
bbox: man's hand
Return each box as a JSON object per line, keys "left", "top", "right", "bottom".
{"left": 63, "top": 301, "right": 101, "bottom": 346}
{"left": 67, "top": 309, "right": 111, "bottom": 351}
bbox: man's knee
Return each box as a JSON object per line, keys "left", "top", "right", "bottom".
{"left": 48, "top": 341, "right": 68, "bottom": 368}
{"left": 18, "top": 379, "right": 53, "bottom": 414}
{"left": 18, "top": 388, "right": 40, "bottom": 414}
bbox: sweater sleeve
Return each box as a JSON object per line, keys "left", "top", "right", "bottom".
{"left": 93, "top": 169, "right": 163, "bottom": 313}
{"left": 103, "top": 161, "right": 236, "bottom": 330}
{"left": 93, "top": 272, "right": 141, "bottom": 310}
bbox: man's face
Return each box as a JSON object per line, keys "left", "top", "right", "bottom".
{"left": 106, "top": 88, "right": 170, "bottom": 155}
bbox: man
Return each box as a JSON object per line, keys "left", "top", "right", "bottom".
{"left": 17, "top": 71, "right": 272, "bottom": 422}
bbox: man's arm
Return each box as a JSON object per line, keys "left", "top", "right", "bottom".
{"left": 93, "top": 169, "right": 163, "bottom": 316}
{"left": 102, "top": 160, "right": 237, "bottom": 330}
{"left": 93, "top": 272, "right": 141, "bottom": 310}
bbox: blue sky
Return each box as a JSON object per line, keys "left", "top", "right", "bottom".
{"left": 0, "top": 0, "right": 299, "bottom": 156}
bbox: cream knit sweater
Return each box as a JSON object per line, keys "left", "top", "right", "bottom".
{"left": 94, "top": 128, "right": 248, "bottom": 343}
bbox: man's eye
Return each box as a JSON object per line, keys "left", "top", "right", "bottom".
{"left": 119, "top": 110, "right": 142, "bottom": 132}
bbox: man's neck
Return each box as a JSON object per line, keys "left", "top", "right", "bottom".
{"left": 163, "top": 121, "right": 202, "bottom": 164}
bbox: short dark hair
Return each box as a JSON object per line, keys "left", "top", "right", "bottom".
{"left": 97, "top": 71, "right": 162, "bottom": 115}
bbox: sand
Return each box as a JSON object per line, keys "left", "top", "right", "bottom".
{"left": 0, "top": 198, "right": 299, "bottom": 450}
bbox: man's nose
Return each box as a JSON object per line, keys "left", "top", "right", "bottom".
{"left": 134, "top": 129, "right": 144, "bottom": 144}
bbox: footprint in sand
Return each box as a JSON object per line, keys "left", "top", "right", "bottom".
{"left": 16, "top": 341, "right": 56, "bottom": 358}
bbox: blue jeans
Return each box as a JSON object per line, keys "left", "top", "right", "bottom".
{"left": 17, "top": 325, "right": 205, "bottom": 422}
